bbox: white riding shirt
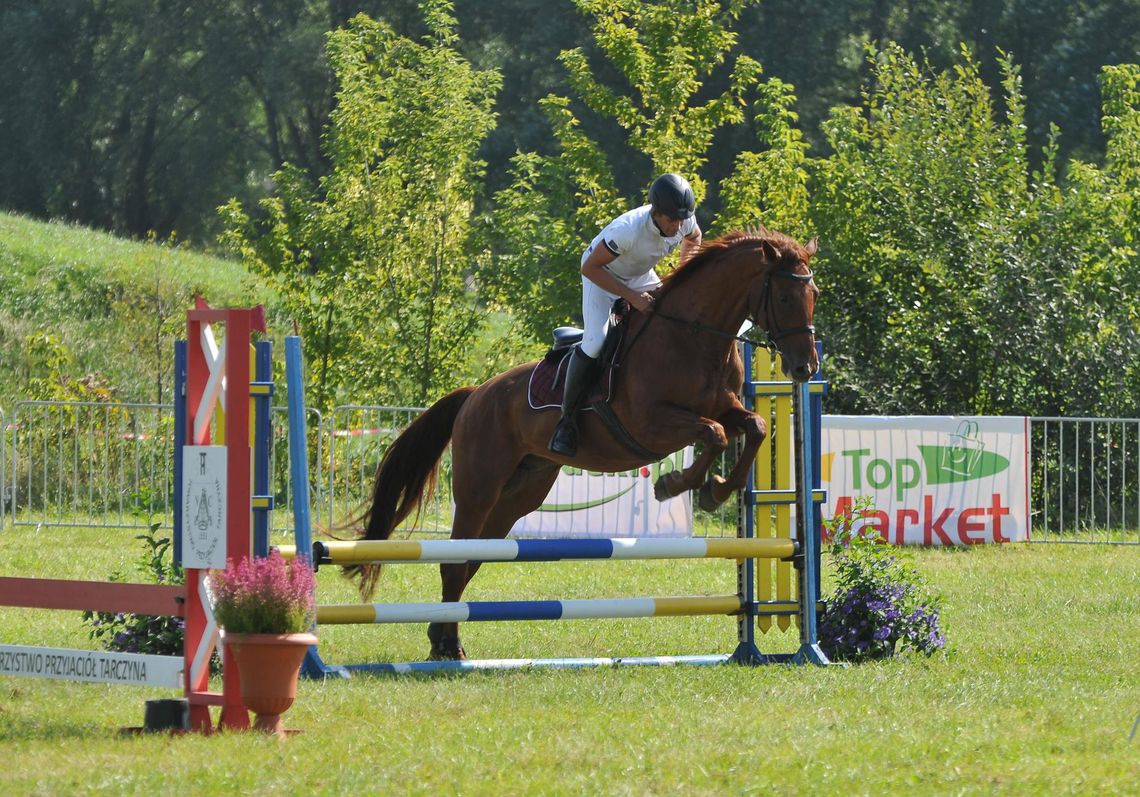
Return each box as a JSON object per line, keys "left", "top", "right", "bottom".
{"left": 578, "top": 205, "right": 698, "bottom": 358}
{"left": 582, "top": 205, "right": 699, "bottom": 282}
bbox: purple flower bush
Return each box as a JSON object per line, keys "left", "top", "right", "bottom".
{"left": 208, "top": 550, "right": 316, "bottom": 635}
{"left": 818, "top": 498, "right": 946, "bottom": 662}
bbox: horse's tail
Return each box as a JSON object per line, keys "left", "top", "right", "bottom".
{"left": 345, "top": 386, "right": 476, "bottom": 600}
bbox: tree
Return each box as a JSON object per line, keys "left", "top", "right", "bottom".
{"left": 484, "top": 0, "right": 805, "bottom": 343}
{"left": 222, "top": 4, "right": 501, "bottom": 408}
{"left": 0, "top": 0, "right": 264, "bottom": 241}
{"left": 1056, "top": 64, "right": 1140, "bottom": 416}
{"left": 811, "top": 45, "right": 1140, "bottom": 416}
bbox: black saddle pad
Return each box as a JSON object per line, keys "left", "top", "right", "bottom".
{"left": 527, "top": 349, "right": 615, "bottom": 410}
{"left": 529, "top": 301, "right": 630, "bottom": 410}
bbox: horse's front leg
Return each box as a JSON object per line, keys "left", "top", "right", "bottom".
{"left": 651, "top": 407, "right": 730, "bottom": 501}
{"left": 698, "top": 403, "right": 767, "bottom": 511}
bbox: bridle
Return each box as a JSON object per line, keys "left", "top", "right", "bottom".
{"left": 756, "top": 268, "right": 817, "bottom": 348}
{"left": 645, "top": 266, "right": 816, "bottom": 352}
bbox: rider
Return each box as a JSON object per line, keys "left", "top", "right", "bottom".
{"left": 548, "top": 173, "right": 703, "bottom": 457}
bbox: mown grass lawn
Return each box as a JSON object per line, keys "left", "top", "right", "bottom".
{"left": 0, "top": 525, "right": 1137, "bottom": 795}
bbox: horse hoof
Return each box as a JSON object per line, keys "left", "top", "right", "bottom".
{"left": 428, "top": 636, "right": 467, "bottom": 661}
{"left": 428, "top": 644, "right": 467, "bottom": 662}
{"left": 427, "top": 622, "right": 466, "bottom": 660}
{"left": 654, "top": 472, "right": 682, "bottom": 501}
{"left": 698, "top": 476, "right": 728, "bottom": 512}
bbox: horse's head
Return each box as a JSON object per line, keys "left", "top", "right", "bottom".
{"left": 656, "top": 228, "right": 820, "bottom": 381}
{"left": 752, "top": 235, "right": 820, "bottom": 382}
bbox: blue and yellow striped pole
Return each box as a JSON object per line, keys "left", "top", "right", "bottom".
{"left": 278, "top": 536, "right": 797, "bottom": 565}
{"left": 316, "top": 595, "right": 744, "bottom": 625}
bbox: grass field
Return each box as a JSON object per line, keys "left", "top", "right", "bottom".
{"left": 0, "top": 525, "right": 1137, "bottom": 795}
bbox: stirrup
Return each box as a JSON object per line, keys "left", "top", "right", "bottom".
{"left": 548, "top": 417, "right": 579, "bottom": 456}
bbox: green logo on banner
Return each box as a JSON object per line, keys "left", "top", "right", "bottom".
{"left": 536, "top": 453, "right": 687, "bottom": 513}
{"left": 917, "top": 445, "right": 1009, "bottom": 484}
{"left": 837, "top": 422, "right": 1013, "bottom": 501}
{"left": 538, "top": 482, "right": 637, "bottom": 512}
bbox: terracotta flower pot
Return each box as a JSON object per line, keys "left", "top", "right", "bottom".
{"left": 224, "top": 632, "right": 317, "bottom": 737}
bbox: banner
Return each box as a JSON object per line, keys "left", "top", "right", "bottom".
{"left": 821, "top": 416, "right": 1030, "bottom": 545}
{"left": 510, "top": 448, "right": 694, "bottom": 538}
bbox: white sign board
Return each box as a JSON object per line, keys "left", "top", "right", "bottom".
{"left": 821, "top": 416, "right": 1030, "bottom": 545}
{"left": 0, "top": 645, "right": 183, "bottom": 687}
{"left": 181, "top": 445, "right": 227, "bottom": 568}
{"left": 511, "top": 448, "right": 694, "bottom": 538}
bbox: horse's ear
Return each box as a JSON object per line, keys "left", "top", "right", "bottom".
{"left": 805, "top": 237, "right": 818, "bottom": 257}
{"left": 760, "top": 239, "right": 780, "bottom": 262}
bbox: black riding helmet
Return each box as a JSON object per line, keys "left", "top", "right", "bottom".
{"left": 648, "top": 173, "right": 696, "bottom": 220}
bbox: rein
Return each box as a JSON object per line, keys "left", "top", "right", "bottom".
{"left": 626, "top": 267, "right": 816, "bottom": 357}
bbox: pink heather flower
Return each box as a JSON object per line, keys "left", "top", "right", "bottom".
{"left": 208, "top": 551, "right": 316, "bottom": 634}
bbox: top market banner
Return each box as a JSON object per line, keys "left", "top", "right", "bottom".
{"left": 511, "top": 448, "right": 694, "bottom": 538}
{"left": 821, "top": 416, "right": 1030, "bottom": 545}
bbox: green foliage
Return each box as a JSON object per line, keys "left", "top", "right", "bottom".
{"left": 481, "top": 112, "right": 625, "bottom": 343}
{"left": 0, "top": 213, "right": 260, "bottom": 407}
{"left": 2, "top": 8, "right": 1139, "bottom": 420}
{"left": 717, "top": 77, "right": 812, "bottom": 236}
{"left": 222, "top": 5, "right": 502, "bottom": 407}
{"left": 811, "top": 45, "right": 1140, "bottom": 416}
{"left": 559, "top": 0, "right": 763, "bottom": 187}
{"left": 0, "top": 0, "right": 268, "bottom": 242}
{"left": 1063, "top": 64, "right": 1140, "bottom": 416}
{"left": 485, "top": 0, "right": 788, "bottom": 343}
{"left": 2, "top": 0, "right": 1137, "bottom": 251}
{"left": 20, "top": 331, "right": 118, "bottom": 404}
{"left": 80, "top": 521, "right": 214, "bottom": 667}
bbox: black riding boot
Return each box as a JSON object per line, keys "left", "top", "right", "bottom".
{"left": 548, "top": 348, "right": 597, "bottom": 457}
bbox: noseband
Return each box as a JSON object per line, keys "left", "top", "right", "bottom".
{"left": 756, "top": 268, "right": 816, "bottom": 349}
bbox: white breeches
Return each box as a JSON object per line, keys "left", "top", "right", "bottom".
{"left": 580, "top": 271, "right": 661, "bottom": 358}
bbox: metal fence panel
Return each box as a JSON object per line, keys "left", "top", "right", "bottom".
{"left": 7, "top": 403, "right": 1140, "bottom": 545}
{"left": 1030, "top": 417, "right": 1140, "bottom": 543}
{"left": 9, "top": 401, "right": 174, "bottom": 529}
{"left": 326, "top": 405, "right": 452, "bottom": 536}
{"left": 6, "top": 401, "right": 331, "bottom": 535}
{"left": 269, "top": 405, "right": 326, "bottom": 536}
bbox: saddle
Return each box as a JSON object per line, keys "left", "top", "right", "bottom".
{"left": 527, "top": 300, "right": 666, "bottom": 461}
{"left": 526, "top": 325, "right": 622, "bottom": 411}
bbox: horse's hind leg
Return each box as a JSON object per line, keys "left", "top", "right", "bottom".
{"left": 428, "top": 458, "right": 561, "bottom": 660}
{"left": 428, "top": 562, "right": 474, "bottom": 660}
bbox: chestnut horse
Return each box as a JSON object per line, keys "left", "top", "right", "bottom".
{"left": 349, "top": 228, "right": 819, "bottom": 659}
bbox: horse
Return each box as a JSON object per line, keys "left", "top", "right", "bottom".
{"left": 348, "top": 228, "right": 819, "bottom": 659}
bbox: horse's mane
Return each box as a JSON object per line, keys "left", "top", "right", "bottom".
{"left": 658, "top": 226, "right": 804, "bottom": 300}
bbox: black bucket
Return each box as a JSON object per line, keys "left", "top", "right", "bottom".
{"left": 143, "top": 698, "right": 189, "bottom": 732}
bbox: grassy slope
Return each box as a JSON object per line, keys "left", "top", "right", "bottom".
{"left": 0, "top": 212, "right": 271, "bottom": 406}
{"left": 0, "top": 212, "right": 540, "bottom": 409}
{"left": 0, "top": 528, "right": 1136, "bottom": 795}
